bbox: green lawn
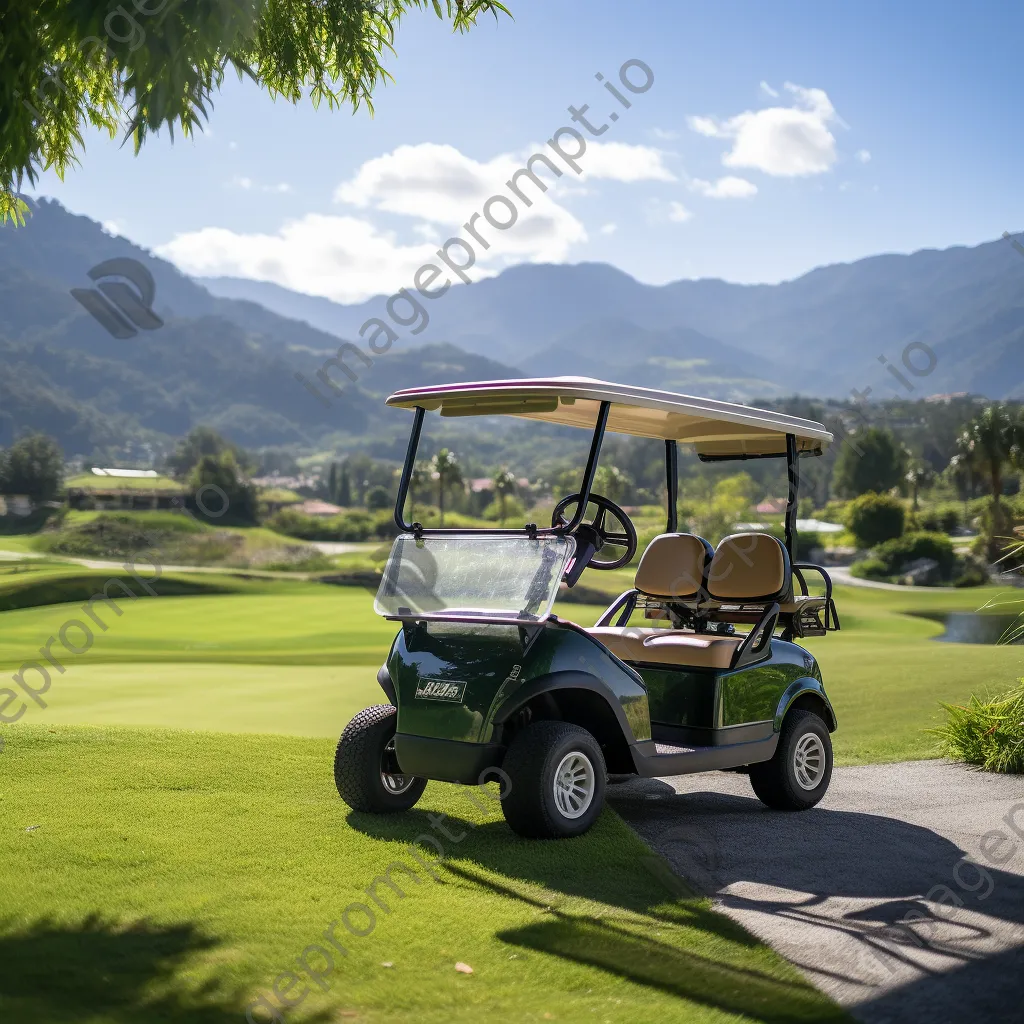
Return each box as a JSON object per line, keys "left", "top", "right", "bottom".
{"left": 0, "top": 725, "right": 846, "bottom": 1024}
{"left": 1, "top": 580, "right": 1018, "bottom": 764}
{"left": 0, "top": 570, "right": 1016, "bottom": 1023}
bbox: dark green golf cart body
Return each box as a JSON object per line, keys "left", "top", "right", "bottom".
{"left": 381, "top": 600, "right": 836, "bottom": 786}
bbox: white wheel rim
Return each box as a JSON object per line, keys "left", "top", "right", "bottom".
{"left": 793, "top": 732, "right": 826, "bottom": 791}
{"left": 381, "top": 738, "right": 415, "bottom": 795}
{"left": 553, "top": 751, "right": 595, "bottom": 819}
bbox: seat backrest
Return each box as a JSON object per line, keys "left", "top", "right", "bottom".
{"left": 707, "top": 532, "right": 791, "bottom": 602}
{"left": 634, "top": 533, "right": 714, "bottom": 600}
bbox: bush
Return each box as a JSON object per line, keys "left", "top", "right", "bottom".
{"left": 873, "top": 531, "right": 956, "bottom": 579}
{"left": 953, "top": 554, "right": 990, "bottom": 587}
{"left": 821, "top": 499, "right": 850, "bottom": 526}
{"left": 917, "top": 505, "right": 962, "bottom": 534}
{"left": 847, "top": 492, "right": 906, "bottom": 547}
{"left": 936, "top": 679, "right": 1024, "bottom": 773}
{"left": 365, "top": 486, "right": 391, "bottom": 511}
{"left": 268, "top": 508, "right": 376, "bottom": 542}
{"left": 849, "top": 557, "right": 891, "bottom": 581}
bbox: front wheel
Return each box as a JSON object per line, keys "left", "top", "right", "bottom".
{"left": 749, "top": 709, "right": 832, "bottom": 810}
{"left": 334, "top": 705, "right": 426, "bottom": 813}
{"left": 501, "top": 721, "right": 607, "bottom": 839}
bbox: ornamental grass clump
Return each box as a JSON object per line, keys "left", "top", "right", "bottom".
{"left": 937, "top": 679, "right": 1024, "bottom": 773}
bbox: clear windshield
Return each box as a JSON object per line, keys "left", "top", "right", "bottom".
{"left": 374, "top": 534, "right": 575, "bottom": 622}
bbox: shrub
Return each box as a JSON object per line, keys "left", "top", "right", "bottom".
{"left": 917, "top": 505, "right": 962, "bottom": 534}
{"left": 849, "top": 557, "right": 891, "bottom": 581}
{"left": 821, "top": 499, "right": 850, "bottom": 526}
{"left": 952, "top": 554, "right": 990, "bottom": 587}
{"left": 268, "top": 509, "right": 376, "bottom": 542}
{"left": 936, "top": 679, "right": 1024, "bottom": 773}
{"left": 846, "top": 492, "right": 906, "bottom": 547}
{"left": 365, "top": 486, "right": 391, "bottom": 511}
{"left": 873, "top": 531, "right": 956, "bottom": 579}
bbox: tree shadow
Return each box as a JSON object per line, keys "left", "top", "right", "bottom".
{"left": 0, "top": 913, "right": 324, "bottom": 1024}
{"left": 346, "top": 807, "right": 847, "bottom": 1022}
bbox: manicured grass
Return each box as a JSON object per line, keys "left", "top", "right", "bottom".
{"left": 2, "top": 582, "right": 1020, "bottom": 765}
{"left": 0, "top": 725, "right": 847, "bottom": 1024}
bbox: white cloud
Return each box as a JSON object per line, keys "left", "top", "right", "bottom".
{"left": 101, "top": 220, "right": 121, "bottom": 236}
{"left": 855, "top": 148, "right": 871, "bottom": 163}
{"left": 759, "top": 81, "right": 779, "bottom": 98}
{"left": 578, "top": 142, "right": 675, "bottom": 182}
{"left": 651, "top": 127, "right": 679, "bottom": 141}
{"left": 668, "top": 201, "right": 692, "bottom": 223}
{"left": 164, "top": 138, "right": 673, "bottom": 303}
{"left": 687, "top": 83, "right": 840, "bottom": 177}
{"left": 228, "top": 141, "right": 238, "bottom": 151}
{"left": 687, "top": 116, "right": 720, "bottom": 138}
{"left": 227, "top": 175, "right": 290, "bottom": 193}
{"left": 158, "top": 215, "right": 444, "bottom": 304}
{"left": 689, "top": 175, "right": 758, "bottom": 199}
{"left": 599, "top": 222, "right": 617, "bottom": 235}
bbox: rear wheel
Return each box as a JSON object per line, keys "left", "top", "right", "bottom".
{"left": 334, "top": 705, "right": 426, "bottom": 813}
{"left": 501, "top": 721, "right": 607, "bottom": 839}
{"left": 749, "top": 710, "right": 832, "bottom": 811}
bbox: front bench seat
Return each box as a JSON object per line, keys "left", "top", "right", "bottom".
{"left": 588, "top": 532, "right": 741, "bottom": 669}
{"left": 589, "top": 532, "right": 791, "bottom": 671}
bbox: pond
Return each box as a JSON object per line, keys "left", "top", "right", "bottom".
{"left": 922, "top": 612, "right": 1023, "bottom": 645}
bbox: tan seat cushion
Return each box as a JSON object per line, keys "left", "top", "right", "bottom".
{"left": 707, "top": 533, "right": 788, "bottom": 601}
{"left": 634, "top": 533, "right": 710, "bottom": 599}
{"left": 588, "top": 627, "right": 741, "bottom": 670}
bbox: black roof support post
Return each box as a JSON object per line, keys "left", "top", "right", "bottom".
{"left": 394, "top": 405, "right": 425, "bottom": 533}
{"left": 563, "top": 401, "right": 611, "bottom": 533}
{"left": 784, "top": 432, "right": 799, "bottom": 561}
{"left": 665, "top": 439, "right": 679, "bottom": 533}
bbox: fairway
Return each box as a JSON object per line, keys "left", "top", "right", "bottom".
{"left": 2, "top": 581, "right": 1019, "bottom": 764}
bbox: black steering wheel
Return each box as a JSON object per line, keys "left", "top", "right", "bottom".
{"left": 551, "top": 492, "right": 638, "bottom": 575}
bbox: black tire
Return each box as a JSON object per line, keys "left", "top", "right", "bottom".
{"left": 749, "top": 709, "right": 832, "bottom": 811}
{"left": 334, "top": 704, "right": 426, "bottom": 813}
{"left": 501, "top": 721, "right": 607, "bottom": 839}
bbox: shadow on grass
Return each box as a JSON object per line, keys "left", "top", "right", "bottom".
{"left": 0, "top": 913, "right": 326, "bottom": 1024}
{"left": 348, "top": 808, "right": 845, "bottom": 1021}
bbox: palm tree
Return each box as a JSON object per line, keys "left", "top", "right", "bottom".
{"left": 964, "top": 405, "right": 1016, "bottom": 559}
{"left": 904, "top": 460, "right": 934, "bottom": 511}
{"left": 431, "top": 448, "right": 462, "bottom": 526}
{"left": 408, "top": 460, "right": 429, "bottom": 522}
{"left": 492, "top": 466, "right": 517, "bottom": 525}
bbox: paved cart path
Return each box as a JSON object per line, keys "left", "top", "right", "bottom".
{"left": 610, "top": 761, "right": 1024, "bottom": 1024}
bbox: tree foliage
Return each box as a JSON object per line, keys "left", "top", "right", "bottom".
{"left": 166, "top": 425, "right": 254, "bottom": 478}
{"left": 846, "top": 491, "right": 905, "bottom": 548}
{"left": 0, "top": 432, "right": 64, "bottom": 502}
{"left": 833, "top": 426, "right": 906, "bottom": 498}
{"left": 1, "top": 0, "right": 510, "bottom": 223}
{"left": 189, "top": 449, "right": 258, "bottom": 523}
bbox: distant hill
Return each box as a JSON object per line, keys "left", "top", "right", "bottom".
{"left": 204, "top": 234, "right": 1024, "bottom": 400}
{"left": 4, "top": 197, "right": 1023, "bottom": 458}
{"left": 0, "top": 200, "right": 521, "bottom": 453}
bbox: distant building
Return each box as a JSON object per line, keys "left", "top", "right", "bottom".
{"left": 755, "top": 497, "right": 786, "bottom": 515}
{"left": 65, "top": 468, "right": 187, "bottom": 511}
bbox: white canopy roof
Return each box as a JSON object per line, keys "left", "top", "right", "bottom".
{"left": 386, "top": 377, "right": 832, "bottom": 457}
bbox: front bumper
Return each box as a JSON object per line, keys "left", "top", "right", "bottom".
{"left": 394, "top": 734, "right": 505, "bottom": 784}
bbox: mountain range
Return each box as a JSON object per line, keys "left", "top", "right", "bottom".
{"left": 1, "top": 197, "right": 1022, "bottom": 456}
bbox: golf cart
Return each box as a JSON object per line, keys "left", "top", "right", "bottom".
{"left": 334, "top": 378, "right": 840, "bottom": 839}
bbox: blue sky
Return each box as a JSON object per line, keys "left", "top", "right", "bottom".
{"left": 28, "top": 0, "right": 1024, "bottom": 302}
